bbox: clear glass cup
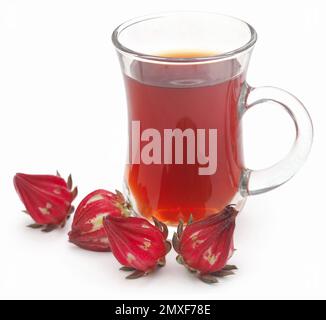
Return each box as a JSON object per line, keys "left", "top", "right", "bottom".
{"left": 112, "top": 12, "right": 313, "bottom": 225}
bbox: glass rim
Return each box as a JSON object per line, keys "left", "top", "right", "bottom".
{"left": 112, "top": 12, "right": 258, "bottom": 63}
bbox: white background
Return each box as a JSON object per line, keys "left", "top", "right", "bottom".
{"left": 0, "top": 0, "right": 325, "bottom": 300}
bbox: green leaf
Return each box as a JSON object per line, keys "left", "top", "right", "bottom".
{"left": 126, "top": 270, "right": 146, "bottom": 280}
{"left": 42, "top": 224, "right": 57, "bottom": 233}
{"left": 120, "top": 266, "right": 136, "bottom": 272}
{"left": 199, "top": 274, "right": 219, "bottom": 284}
{"left": 27, "top": 223, "right": 43, "bottom": 229}
{"left": 71, "top": 187, "right": 78, "bottom": 200}
{"left": 211, "top": 270, "right": 235, "bottom": 278}
{"left": 222, "top": 265, "right": 238, "bottom": 271}
{"left": 158, "top": 258, "right": 166, "bottom": 267}
{"left": 67, "top": 174, "right": 73, "bottom": 190}
{"left": 177, "top": 220, "right": 184, "bottom": 237}
{"left": 172, "top": 233, "right": 180, "bottom": 253}
{"left": 176, "top": 255, "right": 184, "bottom": 265}
{"left": 165, "top": 241, "right": 172, "bottom": 254}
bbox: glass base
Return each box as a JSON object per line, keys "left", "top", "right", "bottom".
{"left": 123, "top": 180, "right": 247, "bottom": 226}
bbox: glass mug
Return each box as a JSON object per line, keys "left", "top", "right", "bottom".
{"left": 112, "top": 12, "right": 313, "bottom": 225}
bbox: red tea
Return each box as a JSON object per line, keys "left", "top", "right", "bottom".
{"left": 124, "top": 52, "right": 245, "bottom": 224}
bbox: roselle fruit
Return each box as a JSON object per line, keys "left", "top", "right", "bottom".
{"left": 103, "top": 215, "right": 171, "bottom": 279}
{"left": 173, "top": 205, "right": 238, "bottom": 284}
{"left": 69, "top": 189, "right": 131, "bottom": 252}
{"left": 14, "top": 172, "right": 78, "bottom": 232}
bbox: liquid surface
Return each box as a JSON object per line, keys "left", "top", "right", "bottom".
{"left": 157, "top": 50, "right": 219, "bottom": 58}
{"left": 124, "top": 51, "right": 245, "bottom": 224}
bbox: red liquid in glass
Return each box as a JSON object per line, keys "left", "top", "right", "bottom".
{"left": 124, "top": 52, "right": 245, "bottom": 224}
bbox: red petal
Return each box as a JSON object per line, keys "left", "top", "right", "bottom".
{"left": 104, "top": 216, "right": 167, "bottom": 272}
{"left": 14, "top": 173, "right": 75, "bottom": 225}
{"left": 72, "top": 190, "right": 121, "bottom": 226}
{"left": 179, "top": 206, "right": 237, "bottom": 274}
{"left": 69, "top": 190, "right": 125, "bottom": 252}
{"left": 69, "top": 229, "right": 111, "bottom": 252}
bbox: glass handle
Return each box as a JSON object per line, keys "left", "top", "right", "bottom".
{"left": 241, "top": 86, "right": 313, "bottom": 196}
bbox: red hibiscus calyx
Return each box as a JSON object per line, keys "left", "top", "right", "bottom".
{"left": 104, "top": 215, "right": 171, "bottom": 279}
{"left": 173, "top": 205, "right": 239, "bottom": 284}
{"left": 14, "top": 172, "right": 78, "bottom": 232}
{"left": 69, "top": 189, "right": 132, "bottom": 252}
